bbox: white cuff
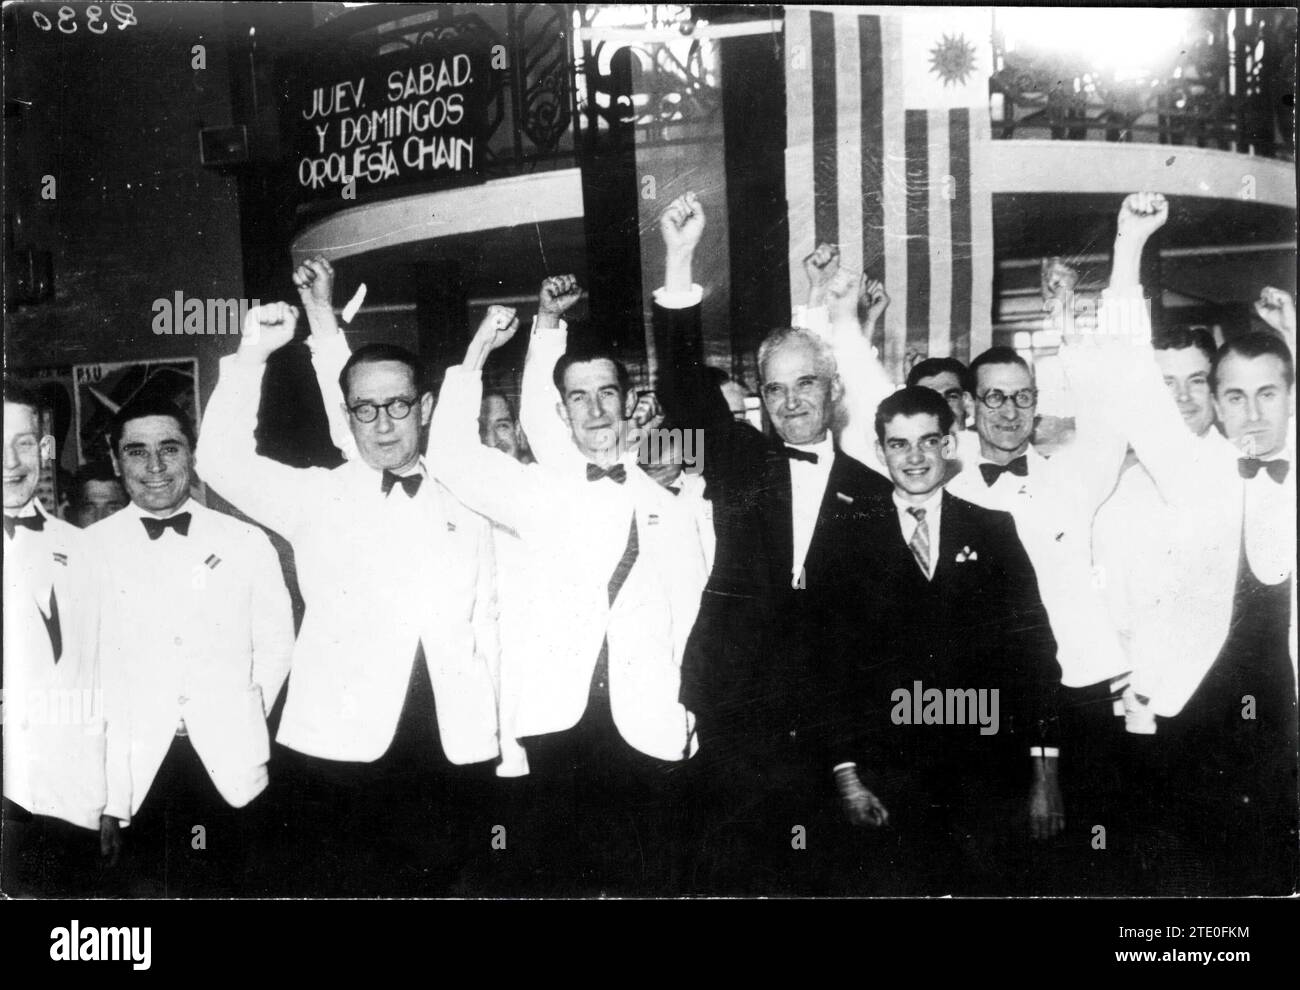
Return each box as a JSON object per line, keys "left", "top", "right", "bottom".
{"left": 653, "top": 284, "right": 704, "bottom": 310}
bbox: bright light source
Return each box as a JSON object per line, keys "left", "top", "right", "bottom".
{"left": 996, "top": 8, "right": 1193, "bottom": 81}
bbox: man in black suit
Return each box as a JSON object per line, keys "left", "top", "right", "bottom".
{"left": 822, "top": 386, "right": 1063, "bottom": 895}
{"left": 651, "top": 193, "right": 893, "bottom": 893}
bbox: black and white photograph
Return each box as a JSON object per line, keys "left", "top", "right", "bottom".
{"left": 2, "top": 0, "right": 1296, "bottom": 943}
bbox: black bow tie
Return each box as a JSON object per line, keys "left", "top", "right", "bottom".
{"left": 1238, "top": 457, "right": 1290, "bottom": 483}
{"left": 141, "top": 513, "right": 191, "bottom": 540}
{"left": 381, "top": 470, "right": 423, "bottom": 498}
{"left": 785, "top": 446, "right": 819, "bottom": 465}
{"left": 979, "top": 455, "right": 1029, "bottom": 487}
{"left": 3, "top": 513, "right": 45, "bottom": 539}
{"left": 587, "top": 463, "right": 628, "bottom": 484}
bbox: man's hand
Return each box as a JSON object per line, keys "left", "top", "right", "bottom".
{"left": 1116, "top": 192, "right": 1169, "bottom": 244}
{"left": 804, "top": 243, "right": 841, "bottom": 307}
{"left": 1110, "top": 192, "right": 1168, "bottom": 291}
{"left": 862, "top": 276, "right": 890, "bottom": 331}
{"left": 537, "top": 275, "right": 583, "bottom": 329}
{"left": 825, "top": 268, "right": 863, "bottom": 328}
{"left": 465, "top": 304, "right": 520, "bottom": 371}
{"left": 292, "top": 256, "right": 335, "bottom": 316}
{"left": 834, "top": 765, "right": 890, "bottom": 828}
{"left": 239, "top": 302, "right": 300, "bottom": 363}
{"left": 1028, "top": 762, "right": 1066, "bottom": 840}
{"left": 630, "top": 390, "right": 664, "bottom": 431}
{"left": 1255, "top": 286, "right": 1296, "bottom": 353}
{"left": 100, "top": 815, "right": 122, "bottom": 868}
{"left": 660, "top": 191, "right": 706, "bottom": 255}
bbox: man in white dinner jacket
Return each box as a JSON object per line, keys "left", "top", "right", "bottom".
{"left": 91, "top": 394, "right": 294, "bottom": 896}
{"left": 197, "top": 301, "right": 501, "bottom": 896}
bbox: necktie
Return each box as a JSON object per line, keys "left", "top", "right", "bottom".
{"left": 1238, "top": 457, "right": 1290, "bottom": 483}
{"left": 381, "top": 470, "right": 423, "bottom": 498}
{"left": 590, "top": 516, "right": 641, "bottom": 705}
{"left": 908, "top": 507, "right": 931, "bottom": 579}
{"left": 3, "top": 513, "right": 45, "bottom": 539}
{"left": 141, "top": 513, "right": 191, "bottom": 540}
{"left": 586, "top": 463, "right": 628, "bottom": 484}
{"left": 785, "top": 446, "right": 819, "bottom": 464}
{"left": 979, "top": 455, "right": 1029, "bottom": 487}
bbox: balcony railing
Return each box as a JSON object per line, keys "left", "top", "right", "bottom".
{"left": 990, "top": 7, "right": 1295, "bottom": 161}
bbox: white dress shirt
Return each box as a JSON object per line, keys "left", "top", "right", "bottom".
{"left": 3, "top": 499, "right": 105, "bottom": 829}
{"left": 197, "top": 349, "right": 502, "bottom": 767}
{"left": 893, "top": 486, "right": 945, "bottom": 580}
{"left": 788, "top": 434, "right": 836, "bottom": 582}
{"left": 89, "top": 498, "right": 295, "bottom": 821}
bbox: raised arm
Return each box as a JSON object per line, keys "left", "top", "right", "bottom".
{"left": 197, "top": 303, "right": 327, "bottom": 538}
{"left": 650, "top": 193, "right": 735, "bottom": 439}
{"left": 429, "top": 306, "right": 545, "bottom": 536}
{"left": 818, "top": 268, "right": 896, "bottom": 473}
{"left": 293, "top": 255, "right": 357, "bottom": 460}
{"left": 520, "top": 274, "right": 586, "bottom": 472}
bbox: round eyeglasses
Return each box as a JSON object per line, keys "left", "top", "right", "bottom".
{"left": 976, "top": 388, "right": 1038, "bottom": 410}
{"left": 348, "top": 398, "right": 417, "bottom": 423}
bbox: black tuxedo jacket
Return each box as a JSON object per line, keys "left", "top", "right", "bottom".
{"left": 652, "top": 298, "right": 892, "bottom": 776}
{"left": 818, "top": 489, "right": 1060, "bottom": 804}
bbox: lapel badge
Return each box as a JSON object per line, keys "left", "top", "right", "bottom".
{"left": 52, "top": 552, "right": 68, "bottom": 566}
{"left": 205, "top": 553, "right": 222, "bottom": 570}
{"left": 955, "top": 545, "right": 978, "bottom": 563}
{"left": 447, "top": 521, "right": 457, "bottom": 532}
{"left": 648, "top": 513, "right": 660, "bottom": 526}
{"left": 836, "top": 492, "right": 853, "bottom": 504}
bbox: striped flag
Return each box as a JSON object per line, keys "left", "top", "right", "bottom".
{"left": 785, "top": 5, "right": 994, "bottom": 380}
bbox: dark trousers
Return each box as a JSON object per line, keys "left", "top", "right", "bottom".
{"left": 685, "top": 724, "right": 840, "bottom": 897}
{"left": 516, "top": 696, "right": 686, "bottom": 897}
{"left": 111, "top": 734, "right": 256, "bottom": 898}
{"left": 2, "top": 798, "right": 101, "bottom": 898}
{"left": 271, "top": 656, "right": 496, "bottom": 897}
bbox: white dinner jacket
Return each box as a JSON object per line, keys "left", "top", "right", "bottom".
{"left": 1093, "top": 285, "right": 1297, "bottom": 716}
{"left": 197, "top": 351, "right": 501, "bottom": 766}
{"left": 90, "top": 499, "right": 294, "bottom": 821}
{"left": 3, "top": 501, "right": 105, "bottom": 830}
{"left": 431, "top": 338, "right": 706, "bottom": 764}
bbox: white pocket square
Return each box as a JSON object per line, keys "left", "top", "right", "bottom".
{"left": 955, "top": 546, "right": 978, "bottom": 562}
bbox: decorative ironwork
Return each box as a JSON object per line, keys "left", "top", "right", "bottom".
{"left": 333, "top": 4, "right": 578, "bottom": 176}
{"left": 574, "top": 3, "right": 722, "bottom": 150}
{"left": 991, "top": 7, "right": 1295, "bottom": 160}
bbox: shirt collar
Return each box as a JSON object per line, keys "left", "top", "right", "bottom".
{"left": 892, "top": 485, "right": 944, "bottom": 517}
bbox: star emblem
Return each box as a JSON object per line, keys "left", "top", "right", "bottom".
{"left": 928, "top": 32, "right": 978, "bottom": 88}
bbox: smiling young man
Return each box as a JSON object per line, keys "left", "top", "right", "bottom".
{"left": 2, "top": 381, "right": 105, "bottom": 896}
{"left": 90, "top": 395, "right": 294, "bottom": 896}
{"left": 820, "top": 386, "right": 1061, "bottom": 895}
{"left": 421, "top": 285, "right": 708, "bottom": 894}
{"left": 197, "top": 300, "right": 502, "bottom": 896}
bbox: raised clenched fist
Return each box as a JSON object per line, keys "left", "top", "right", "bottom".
{"left": 1116, "top": 192, "right": 1169, "bottom": 242}
{"left": 660, "top": 191, "right": 706, "bottom": 253}
{"left": 539, "top": 275, "right": 583, "bottom": 319}
{"left": 478, "top": 304, "right": 520, "bottom": 353}
{"left": 292, "top": 256, "right": 335, "bottom": 314}
{"left": 240, "top": 302, "right": 300, "bottom": 359}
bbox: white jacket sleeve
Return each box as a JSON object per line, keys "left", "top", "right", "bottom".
{"left": 197, "top": 353, "right": 329, "bottom": 539}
